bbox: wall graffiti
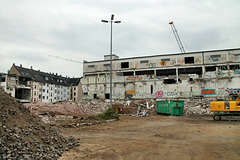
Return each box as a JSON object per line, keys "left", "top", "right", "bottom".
{"left": 226, "top": 89, "right": 240, "bottom": 95}
{"left": 145, "top": 75, "right": 156, "bottom": 80}
{"left": 155, "top": 91, "right": 163, "bottom": 98}
{"left": 125, "top": 90, "right": 135, "bottom": 99}
{"left": 125, "top": 76, "right": 135, "bottom": 81}
{"left": 149, "top": 63, "right": 156, "bottom": 68}
{"left": 155, "top": 91, "right": 178, "bottom": 98}
{"left": 160, "top": 62, "right": 167, "bottom": 66}
{"left": 201, "top": 89, "right": 216, "bottom": 96}
{"left": 135, "top": 63, "right": 138, "bottom": 68}
{"left": 234, "top": 70, "right": 240, "bottom": 74}
{"left": 166, "top": 92, "right": 178, "bottom": 96}
{"left": 231, "top": 55, "right": 240, "bottom": 62}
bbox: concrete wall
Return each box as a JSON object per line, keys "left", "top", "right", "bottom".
{"left": 0, "top": 74, "right": 17, "bottom": 97}
{"left": 82, "top": 48, "right": 240, "bottom": 100}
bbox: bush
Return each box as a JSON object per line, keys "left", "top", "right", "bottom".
{"left": 97, "top": 107, "right": 120, "bottom": 120}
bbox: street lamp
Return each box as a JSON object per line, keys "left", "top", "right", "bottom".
{"left": 101, "top": 14, "right": 121, "bottom": 109}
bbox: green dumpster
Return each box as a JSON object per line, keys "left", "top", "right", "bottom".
{"left": 157, "top": 100, "right": 184, "bottom": 116}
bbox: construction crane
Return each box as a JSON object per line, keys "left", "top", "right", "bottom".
{"left": 169, "top": 21, "right": 185, "bottom": 53}
{"left": 49, "top": 55, "right": 83, "bottom": 64}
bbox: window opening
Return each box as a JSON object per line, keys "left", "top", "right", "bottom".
{"left": 184, "top": 57, "right": 194, "bottom": 64}
{"left": 178, "top": 67, "right": 202, "bottom": 75}
{"left": 88, "top": 65, "right": 95, "bottom": 68}
{"left": 121, "top": 62, "right": 129, "bottom": 68}
{"left": 140, "top": 60, "right": 149, "bottom": 63}
{"left": 105, "top": 93, "right": 110, "bottom": 99}
{"left": 210, "top": 55, "right": 221, "bottom": 58}
{"left": 230, "top": 65, "right": 240, "bottom": 70}
{"left": 161, "top": 58, "right": 170, "bottom": 62}
{"left": 156, "top": 69, "right": 176, "bottom": 76}
{"left": 163, "top": 79, "right": 177, "bottom": 84}
{"left": 206, "top": 66, "right": 216, "bottom": 72}
{"left": 104, "top": 64, "right": 110, "bottom": 67}
{"left": 135, "top": 70, "right": 154, "bottom": 75}
{"left": 123, "top": 72, "right": 134, "bottom": 76}
{"left": 189, "top": 78, "right": 194, "bottom": 81}
{"left": 1, "top": 77, "right": 6, "bottom": 82}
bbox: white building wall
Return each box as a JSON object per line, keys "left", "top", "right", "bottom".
{"left": 82, "top": 48, "right": 240, "bottom": 100}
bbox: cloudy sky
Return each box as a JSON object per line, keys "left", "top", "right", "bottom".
{"left": 1, "top": 0, "right": 239, "bottom": 77}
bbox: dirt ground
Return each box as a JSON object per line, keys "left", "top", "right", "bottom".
{"left": 58, "top": 115, "right": 240, "bottom": 160}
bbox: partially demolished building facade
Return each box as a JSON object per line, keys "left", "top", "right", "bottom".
{"left": 81, "top": 48, "right": 240, "bottom": 100}
{"left": 2, "top": 64, "right": 83, "bottom": 103}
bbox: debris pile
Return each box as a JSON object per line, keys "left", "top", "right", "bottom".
{"left": 0, "top": 88, "right": 79, "bottom": 160}
{"left": 113, "top": 99, "right": 156, "bottom": 116}
{"left": 24, "top": 99, "right": 156, "bottom": 123}
{"left": 184, "top": 98, "right": 214, "bottom": 115}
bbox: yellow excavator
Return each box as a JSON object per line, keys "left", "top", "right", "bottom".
{"left": 210, "top": 92, "right": 240, "bottom": 121}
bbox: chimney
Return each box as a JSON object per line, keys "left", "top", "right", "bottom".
{"left": 13, "top": 63, "right": 15, "bottom": 66}
{"left": 30, "top": 66, "right": 33, "bottom": 69}
{"left": 56, "top": 73, "right": 58, "bottom": 76}
{"left": 20, "top": 64, "right": 22, "bottom": 68}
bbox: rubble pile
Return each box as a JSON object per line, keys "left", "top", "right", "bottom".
{"left": 113, "top": 99, "right": 156, "bottom": 115}
{"left": 184, "top": 98, "right": 214, "bottom": 115}
{"left": 25, "top": 99, "right": 156, "bottom": 122}
{"left": 0, "top": 88, "right": 79, "bottom": 160}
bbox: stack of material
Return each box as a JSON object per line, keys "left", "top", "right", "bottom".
{"left": 184, "top": 98, "right": 214, "bottom": 115}
{"left": 0, "top": 88, "right": 79, "bottom": 160}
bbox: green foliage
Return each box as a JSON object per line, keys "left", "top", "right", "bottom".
{"left": 86, "top": 107, "right": 120, "bottom": 121}
{"left": 97, "top": 107, "right": 120, "bottom": 120}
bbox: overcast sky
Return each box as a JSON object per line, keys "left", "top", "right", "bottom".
{"left": 1, "top": 0, "right": 239, "bottom": 77}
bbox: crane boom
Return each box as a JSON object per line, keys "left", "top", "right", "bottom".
{"left": 49, "top": 55, "right": 83, "bottom": 64}
{"left": 169, "top": 21, "right": 185, "bottom": 53}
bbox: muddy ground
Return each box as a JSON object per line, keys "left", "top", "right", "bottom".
{"left": 58, "top": 115, "right": 240, "bottom": 160}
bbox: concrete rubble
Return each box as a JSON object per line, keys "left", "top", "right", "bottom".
{"left": 184, "top": 98, "right": 214, "bottom": 115}
{"left": 24, "top": 98, "right": 214, "bottom": 125}
{"left": 0, "top": 88, "right": 80, "bottom": 160}
{"left": 24, "top": 99, "right": 157, "bottom": 123}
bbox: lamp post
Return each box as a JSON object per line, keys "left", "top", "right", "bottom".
{"left": 101, "top": 14, "right": 121, "bottom": 109}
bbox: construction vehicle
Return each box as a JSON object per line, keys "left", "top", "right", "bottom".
{"left": 210, "top": 92, "right": 240, "bottom": 121}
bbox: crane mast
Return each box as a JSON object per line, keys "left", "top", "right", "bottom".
{"left": 169, "top": 21, "right": 185, "bottom": 53}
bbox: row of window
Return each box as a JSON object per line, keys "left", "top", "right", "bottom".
{"left": 42, "top": 88, "right": 67, "bottom": 93}
{"left": 87, "top": 55, "right": 223, "bottom": 69}
{"left": 120, "top": 65, "right": 239, "bottom": 76}
{"left": 42, "top": 95, "right": 66, "bottom": 100}
{"left": 44, "top": 77, "right": 64, "bottom": 83}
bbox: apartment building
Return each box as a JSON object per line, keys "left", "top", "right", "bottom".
{"left": 81, "top": 48, "right": 240, "bottom": 100}
{"left": 7, "top": 64, "right": 82, "bottom": 103}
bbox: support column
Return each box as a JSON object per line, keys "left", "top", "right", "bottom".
{"left": 176, "top": 67, "right": 179, "bottom": 83}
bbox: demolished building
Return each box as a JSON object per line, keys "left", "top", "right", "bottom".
{"left": 0, "top": 64, "right": 83, "bottom": 103}
{"left": 81, "top": 48, "right": 240, "bottom": 100}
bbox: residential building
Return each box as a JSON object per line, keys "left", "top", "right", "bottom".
{"left": 81, "top": 48, "right": 240, "bottom": 100}
{"left": 68, "top": 78, "right": 83, "bottom": 102}
{"left": 8, "top": 64, "right": 82, "bottom": 103}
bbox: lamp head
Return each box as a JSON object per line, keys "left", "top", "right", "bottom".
{"left": 101, "top": 20, "right": 109, "bottom": 23}
{"left": 114, "top": 21, "right": 121, "bottom": 24}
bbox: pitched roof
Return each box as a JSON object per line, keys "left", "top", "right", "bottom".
{"left": 67, "top": 78, "right": 81, "bottom": 86}
{"left": 13, "top": 65, "right": 80, "bottom": 86}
